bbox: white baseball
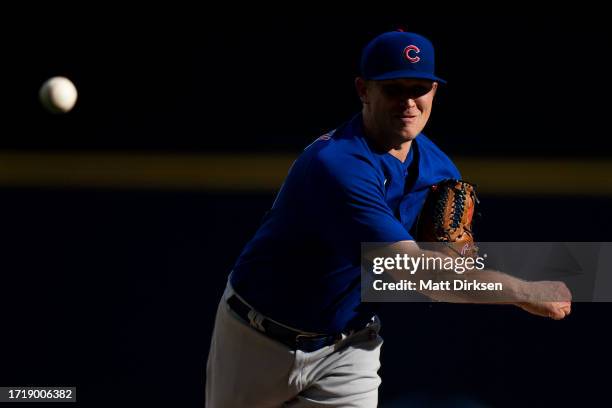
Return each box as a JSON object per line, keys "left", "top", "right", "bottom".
{"left": 39, "top": 76, "right": 78, "bottom": 113}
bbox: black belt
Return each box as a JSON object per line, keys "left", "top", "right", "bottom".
{"left": 227, "top": 295, "right": 342, "bottom": 352}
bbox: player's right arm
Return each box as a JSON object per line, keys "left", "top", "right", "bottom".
{"left": 313, "top": 148, "right": 571, "bottom": 320}
{"left": 381, "top": 241, "right": 572, "bottom": 320}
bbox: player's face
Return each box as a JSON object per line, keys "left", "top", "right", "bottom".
{"left": 362, "top": 78, "right": 438, "bottom": 142}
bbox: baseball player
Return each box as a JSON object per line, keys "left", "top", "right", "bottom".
{"left": 205, "top": 31, "right": 571, "bottom": 407}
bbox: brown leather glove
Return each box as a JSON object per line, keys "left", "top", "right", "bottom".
{"left": 416, "top": 179, "right": 479, "bottom": 257}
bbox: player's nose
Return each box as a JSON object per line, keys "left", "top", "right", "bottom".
{"left": 400, "top": 98, "right": 417, "bottom": 109}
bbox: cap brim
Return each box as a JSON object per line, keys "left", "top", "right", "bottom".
{"left": 367, "top": 70, "right": 447, "bottom": 84}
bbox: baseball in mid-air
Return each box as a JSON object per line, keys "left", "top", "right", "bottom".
{"left": 39, "top": 76, "right": 78, "bottom": 113}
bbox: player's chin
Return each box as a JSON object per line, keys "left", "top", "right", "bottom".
{"left": 398, "top": 127, "right": 421, "bottom": 141}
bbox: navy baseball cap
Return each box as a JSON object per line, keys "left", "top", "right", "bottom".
{"left": 360, "top": 31, "right": 446, "bottom": 84}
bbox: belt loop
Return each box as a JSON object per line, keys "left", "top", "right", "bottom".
{"left": 247, "top": 309, "right": 266, "bottom": 332}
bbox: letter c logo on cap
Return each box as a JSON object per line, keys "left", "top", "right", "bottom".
{"left": 403, "top": 45, "right": 421, "bottom": 63}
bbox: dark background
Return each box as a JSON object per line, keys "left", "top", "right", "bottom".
{"left": 1, "top": 12, "right": 611, "bottom": 407}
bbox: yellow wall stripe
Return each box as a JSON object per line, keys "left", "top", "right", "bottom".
{"left": 0, "top": 152, "right": 611, "bottom": 195}
{"left": 456, "top": 158, "right": 612, "bottom": 196}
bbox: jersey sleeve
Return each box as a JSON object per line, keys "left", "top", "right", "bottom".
{"left": 309, "top": 149, "right": 413, "bottom": 244}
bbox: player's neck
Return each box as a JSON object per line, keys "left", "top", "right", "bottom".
{"left": 387, "top": 142, "right": 412, "bottom": 163}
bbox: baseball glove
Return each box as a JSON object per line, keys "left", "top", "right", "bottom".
{"left": 416, "top": 179, "right": 479, "bottom": 257}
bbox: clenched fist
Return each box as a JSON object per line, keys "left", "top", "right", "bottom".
{"left": 517, "top": 301, "right": 571, "bottom": 320}
{"left": 516, "top": 281, "right": 572, "bottom": 320}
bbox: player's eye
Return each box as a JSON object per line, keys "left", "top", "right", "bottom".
{"left": 381, "top": 83, "right": 432, "bottom": 99}
{"left": 381, "top": 84, "right": 403, "bottom": 97}
{"left": 407, "top": 85, "right": 431, "bottom": 98}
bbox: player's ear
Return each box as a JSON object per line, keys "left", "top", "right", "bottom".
{"left": 431, "top": 81, "right": 439, "bottom": 96}
{"left": 355, "top": 77, "right": 370, "bottom": 104}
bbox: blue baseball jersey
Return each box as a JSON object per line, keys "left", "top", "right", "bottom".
{"left": 230, "top": 113, "right": 461, "bottom": 334}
